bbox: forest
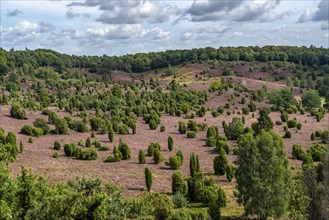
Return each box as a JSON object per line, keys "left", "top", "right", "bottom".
{"left": 0, "top": 45, "right": 329, "bottom": 220}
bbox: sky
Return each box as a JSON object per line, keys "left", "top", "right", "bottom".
{"left": 0, "top": 0, "right": 328, "bottom": 56}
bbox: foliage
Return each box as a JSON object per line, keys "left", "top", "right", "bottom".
{"left": 235, "top": 130, "right": 291, "bottom": 220}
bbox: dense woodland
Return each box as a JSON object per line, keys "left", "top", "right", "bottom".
{"left": 0, "top": 46, "right": 329, "bottom": 220}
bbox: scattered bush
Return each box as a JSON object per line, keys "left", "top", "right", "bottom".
{"left": 138, "top": 149, "right": 146, "bottom": 164}
{"left": 145, "top": 167, "right": 153, "bottom": 191}
{"left": 168, "top": 136, "right": 173, "bottom": 151}
{"left": 64, "top": 143, "right": 76, "bottom": 157}
{"left": 153, "top": 149, "right": 163, "bottom": 164}
{"left": 178, "top": 121, "right": 187, "bottom": 134}
{"left": 54, "top": 140, "right": 61, "bottom": 150}
{"left": 118, "top": 139, "right": 131, "bottom": 160}
{"left": 186, "top": 131, "right": 196, "bottom": 138}
{"left": 33, "top": 118, "right": 50, "bottom": 135}
{"left": 147, "top": 142, "right": 161, "bottom": 156}
{"left": 118, "top": 124, "right": 129, "bottom": 135}
{"left": 226, "top": 164, "right": 235, "bottom": 182}
{"left": 283, "top": 130, "right": 292, "bottom": 138}
{"left": 213, "top": 149, "right": 228, "bottom": 175}
{"left": 172, "top": 172, "right": 187, "bottom": 195}
{"left": 172, "top": 193, "right": 188, "bottom": 209}
{"left": 169, "top": 155, "right": 182, "bottom": 170}
{"left": 292, "top": 144, "right": 305, "bottom": 160}
{"left": 307, "top": 144, "right": 327, "bottom": 161}
{"left": 52, "top": 151, "right": 60, "bottom": 158}
{"left": 10, "top": 103, "right": 27, "bottom": 119}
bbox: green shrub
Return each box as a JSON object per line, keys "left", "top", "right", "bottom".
{"left": 64, "top": 143, "right": 76, "bottom": 157}
{"left": 296, "top": 122, "right": 302, "bottom": 130}
{"left": 176, "top": 150, "right": 183, "bottom": 164}
{"left": 207, "top": 126, "right": 218, "bottom": 138}
{"left": 147, "top": 142, "right": 161, "bottom": 156}
{"left": 93, "top": 140, "right": 101, "bottom": 148}
{"left": 85, "top": 137, "right": 91, "bottom": 147}
{"left": 32, "top": 127, "right": 43, "bottom": 137}
{"left": 54, "top": 118, "right": 69, "bottom": 134}
{"left": 145, "top": 167, "right": 153, "bottom": 191}
{"left": 242, "top": 106, "right": 250, "bottom": 115}
{"left": 226, "top": 164, "right": 235, "bottom": 182}
{"left": 276, "top": 120, "right": 283, "bottom": 125}
{"left": 292, "top": 144, "right": 305, "bottom": 160}
{"left": 10, "top": 103, "right": 27, "bottom": 119}
{"left": 321, "top": 131, "right": 329, "bottom": 144}
{"left": 280, "top": 112, "right": 288, "bottom": 122}
{"left": 52, "top": 151, "right": 60, "bottom": 158}
{"left": 118, "top": 139, "right": 131, "bottom": 160}
{"left": 28, "top": 136, "right": 33, "bottom": 143}
{"left": 216, "top": 140, "right": 230, "bottom": 154}
{"left": 149, "top": 119, "right": 157, "bottom": 130}
{"left": 311, "top": 132, "right": 315, "bottom": 141}
{"left": 213, "top": 149, "right": 228, "bottom": 175}
{"left": 172, "top": 193, "right": 189, "bottom": 209}
{"left": 20, "top": 125, "right": 34, "bottom": 135}
{"left": 307, "top": 144, "right": 327, "bottom": 161}
{"left": 6, "top": 132, "right": 16, "bottom": 147}
{"left": 54, "top": 141, "right": 61, "bottom": 150}
{"left": 206, "top": 136, "right": 217, "bottom": 147}
{"left": 79, "top": 148, "right": 98, "bottom": 160}
{"left": 287, "top": 119, "right": 297, "bottom": 128}
{"left": 169, "top": 155, "right": 182, "bottom": 170}
{"left": 153, "top": 149, "right": 163, "bottom": 164}
{"left": 186, "top": 131, "right": 196, "bottom": 138}
{"left": 168, "top": 136, "right": 173, "bottom": 151}
{"left": 178, "top": 121, "right": 187, "bottom": 134}
{"left": 108, "top": 126, "right": 114, "bottom": 142}
{"left": 89, "top": 117, "right": 103, "bottom": 131}
{"left": 283, "top": 130, "right": 292, "bottom": 138}
{"left": 33, "top": 118, "right": 50, "bottom": 134}
{"left": 104, "top": 147, "right": 122, "bottom": 162}
{"left": 160, "top": 125, "right": 166, "bottom": 132}
{"left": 99, "top": 145, "right": 109, "bottom": 151}
{"left": 224, "top": 117, "right": 244, "bottom": 140}
{"left": 171, "top": 172, "right": 187, "bottom": 195}
{"left": 138, "top": 149, "right": 146, "bottom": 164}
{"left": 118, "top": 124, "right": 129, "bottom": 135}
